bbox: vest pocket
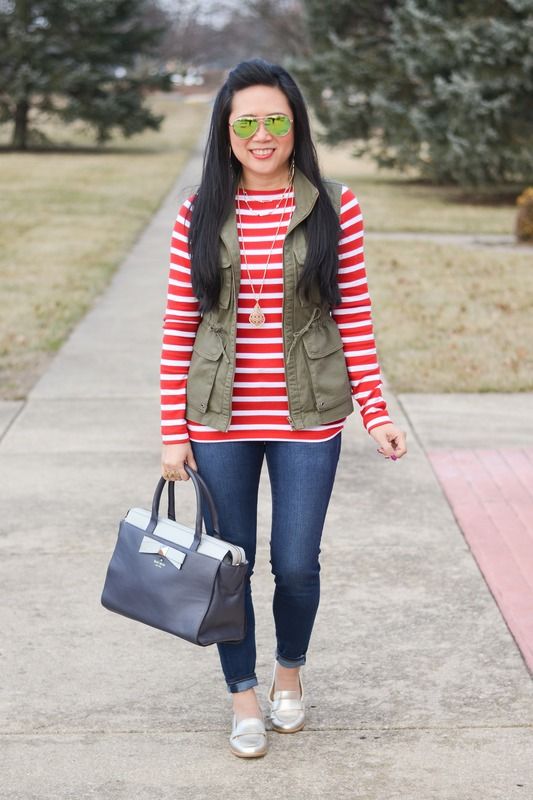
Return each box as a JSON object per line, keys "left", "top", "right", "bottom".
{"left": 301, "top": 329, "right": 352, "bottom": 412}
{"left": 186, "top": 340, "right": 225, "bottom": 415}
{"left": 218, "top": 258, "right": 233, "bottom": 309}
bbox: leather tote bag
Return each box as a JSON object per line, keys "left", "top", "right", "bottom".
{"left": 101, "top": 465, "right": 248, "bottom": 646}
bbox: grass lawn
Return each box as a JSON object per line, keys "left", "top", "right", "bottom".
{"left": 317, "top": 141, "right": 521, "bottom": 235}
{"left": 364, "top": 239, "right": 533, "bottom": 393}
{"left": 0, "top": 92, "right": 210, "bottom": 400}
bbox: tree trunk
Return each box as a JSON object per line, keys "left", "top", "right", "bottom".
{"left": 12, "top": 98, "right": 29, "bottom": 150}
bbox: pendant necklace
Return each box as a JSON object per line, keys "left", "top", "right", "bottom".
{"left": 236, "top": 181, "right": 294, "bottom": 328}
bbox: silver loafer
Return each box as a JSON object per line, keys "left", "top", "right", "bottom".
{"left": 229, "top": 714, "right": 268, "bottom": 758}
{"left": 268, "top": 663, "right": 305, "bottom": 733}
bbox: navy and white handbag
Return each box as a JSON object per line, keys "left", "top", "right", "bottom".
{"left": 101, "top": 465, "right": 248, "bottom": 646}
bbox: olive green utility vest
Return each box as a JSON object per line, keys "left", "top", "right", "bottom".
{"left": 185, "top": 167, "right": 354, "bottom": 432}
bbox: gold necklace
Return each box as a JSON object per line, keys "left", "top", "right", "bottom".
{"left": 236, "top": 181, "right": 294, "bottom": 327}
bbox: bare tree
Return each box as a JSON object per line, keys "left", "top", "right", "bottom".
{"left": 155, "top": 0, "right": 308, "bottom": 71}
{"left": 243, "top": 0, "right": 308, "bottom": 57}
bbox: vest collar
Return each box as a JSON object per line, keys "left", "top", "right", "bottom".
{"left": 287, "top": 166, "right": 319, "bottom": 234}
{"left": 219, "top": 167, "right": 319, "bottom": 261}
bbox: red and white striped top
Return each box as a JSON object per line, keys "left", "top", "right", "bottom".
{"left": 160, "top": 185, "right": 392, "bottom": 444}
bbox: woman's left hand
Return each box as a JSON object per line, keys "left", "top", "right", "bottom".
{"left": 369, "top": 422, "right": 407, "bottom": 460}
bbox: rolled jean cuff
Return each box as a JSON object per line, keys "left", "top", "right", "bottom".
{"left": 275, "top": 649, "right": 306, "bottom": 668}
{"left": 226, "top": 674, "right": 259, "bottom": 694}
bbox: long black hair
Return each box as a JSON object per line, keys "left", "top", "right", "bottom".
{"left": 188, "top": 58, "right": 342, "bottom": 314}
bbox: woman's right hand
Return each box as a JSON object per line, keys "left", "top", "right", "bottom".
{"left": 161, "top": 442, "right": 198, "bottom": 481}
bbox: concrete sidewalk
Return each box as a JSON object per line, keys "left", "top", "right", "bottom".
{"left": 398, "top": 393, "right": 533, "bottom": 674}
{"left": 1, "top": 144, "right": 532, "bottom": 800}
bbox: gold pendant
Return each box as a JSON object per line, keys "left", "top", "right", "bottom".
{"left": 249, "top": 302, "right": 265, "bottom": 327}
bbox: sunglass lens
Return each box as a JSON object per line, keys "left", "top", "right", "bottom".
{"left": 232, "top": 118, "right": 258, "bottom": 138}
{"left": 266, "top": 115, "right": 291, "bottom": 136}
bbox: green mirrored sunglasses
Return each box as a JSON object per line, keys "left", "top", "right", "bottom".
{"left": 229, "top": 113, "right": 293, "bottom": 139}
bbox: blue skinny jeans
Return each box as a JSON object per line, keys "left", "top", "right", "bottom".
{"left": 190, "top": 433, "right": 342, "bottom": 693}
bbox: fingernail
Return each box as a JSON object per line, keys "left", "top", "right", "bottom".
{"left": 391, "top": 454, "right": 397, "bottom": 461}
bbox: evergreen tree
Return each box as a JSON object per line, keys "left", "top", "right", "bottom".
{"left": 294, "top": 0, "right": 533, "bottom": 186}
{"left": 0, "top": 0, "right": 171, "bottom": 149}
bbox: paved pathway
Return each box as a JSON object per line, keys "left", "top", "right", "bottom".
{"left": 430, "top": 447, "right": 533, "bottom": 670}
{"left": 398, "top": 393, "right": 533, "bottom": 675}
{"left": 1, "top": 144, "right": 532, "bottom": 799}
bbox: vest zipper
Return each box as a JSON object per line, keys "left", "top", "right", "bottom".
{"left": 224, "top": 299, "right": 238, "bottom": 432}
{"left": 225, "top": 349, "right": 236, "bottom": 431}
{"left": 282, "top": 245, "right": 295, "bottom": 430}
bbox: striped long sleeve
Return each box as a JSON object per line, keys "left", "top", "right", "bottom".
{"left": 160, "top": 195, "right": 201, "bottom": 444}
{"left": 332, "top": 187, "right": 392, "bottom": 433}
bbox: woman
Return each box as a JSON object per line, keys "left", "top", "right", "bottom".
{"left": 160, "top": 58, "right": 407, "bottom": 758}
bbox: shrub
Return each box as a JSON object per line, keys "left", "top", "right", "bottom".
{"left": 516, "top": 188, "right": 533, "bottom": 242}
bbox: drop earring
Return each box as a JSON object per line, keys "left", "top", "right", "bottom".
{"left": 288, "top": 151, "right": 296, "bottom": 184}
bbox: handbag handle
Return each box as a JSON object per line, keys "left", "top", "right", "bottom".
{"left": 167, "top": 467, "right": 220, "bottom": 536}
{"left": 147, "top": 466, "right": 221, "bottom": 552}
